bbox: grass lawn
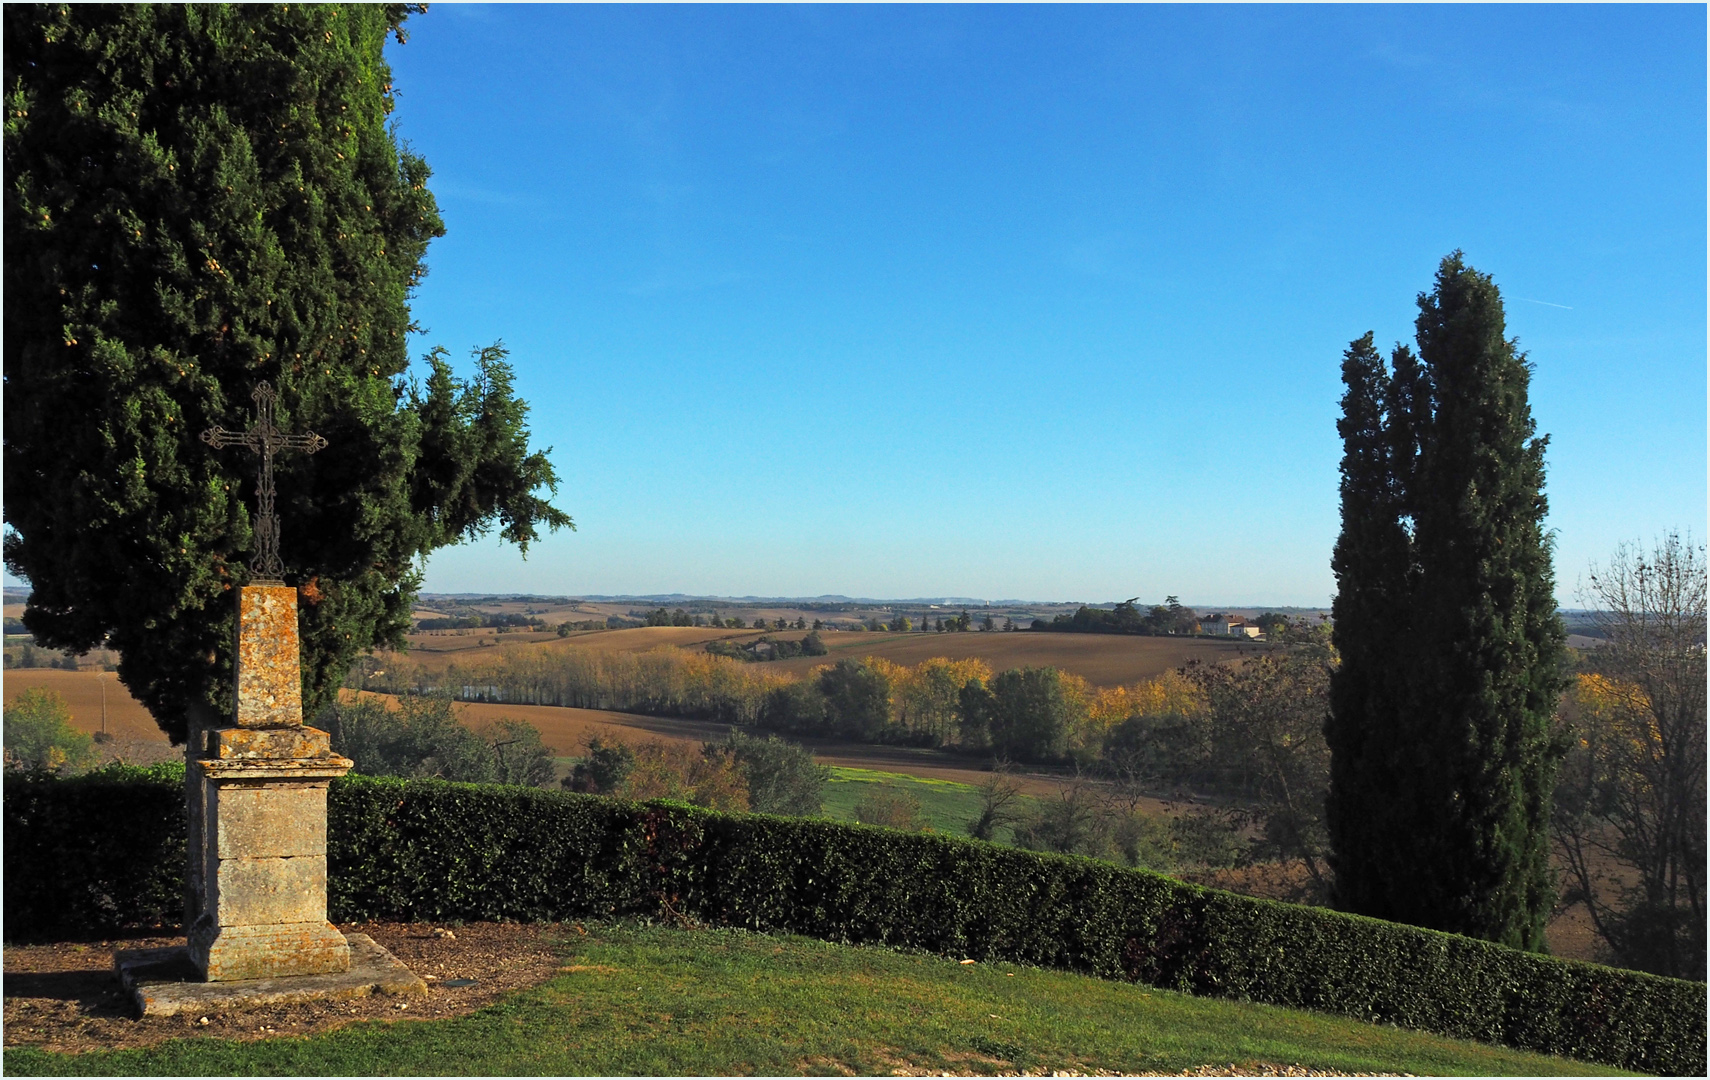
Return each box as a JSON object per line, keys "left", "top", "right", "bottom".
{"left": 4, "top": 922, "right": 1635, "bottom": 1077}
{"left": 820, "top": 765, "right": 1030, "bottom": 842}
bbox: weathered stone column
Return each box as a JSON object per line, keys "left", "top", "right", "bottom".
{"left": 185, "top": 584, "right": 353, "bottom": 981}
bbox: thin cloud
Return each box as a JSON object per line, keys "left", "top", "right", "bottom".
{"left": 1517, "top": 298, "right": 1573, "bottom": 310}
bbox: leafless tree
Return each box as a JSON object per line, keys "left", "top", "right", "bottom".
{"left": 966, "top": 759, "right": 1025, "bottom": 841}
{"left": 1013, "top": 769, "right": 1111, "bottom": 856}
{"left": 1555, "top": 532, "right": 1706, "bottom": 978}
{"left": 1185, "top": 625, "right": 1335, "bottom": 894}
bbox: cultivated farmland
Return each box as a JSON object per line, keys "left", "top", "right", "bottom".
{"left": 3, "top": 668, "right": 162, "bottom": 744}
{"left": 342, "top": 690, "right": 1093, "bottom": 800}
{"left": 400, "top": 624, "right": 754, "bottom": 659}
{"left": 762, "top": 629, "right": 1249, "bottom": 686}
{"left": 5, "top": 668, "right": 1611, "bottom": 963}
{"left": 394, "top": 624, "right": 1253, "bottom": 687}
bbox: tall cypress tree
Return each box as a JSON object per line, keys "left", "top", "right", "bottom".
{"left": 4, "top": 5, "right": 572, "bottom": 742}
{"left": 1326, "top": 253, "right": 1566, "bottom": 950}
{"left": 1324, "top": 333, "right": 1414, "bottom": 915}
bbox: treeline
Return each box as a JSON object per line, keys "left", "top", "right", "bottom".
{"left": 3, "top": 643, "right": 84, "bottom": 670}
{"left": 365, "top": 647, "right": 795, "bottom": 725}
{"left": 416, "top": 612, "right": 546, "bottom": 632}
{"left": 646, "top": 608, "right": 825, "bottom": 631}
{"left": 638, "top": 606, "right": 1023, "bottom": 633}
{"left": 705, "top": 632, "right": 828, "bottom": 663}
{"left": 1035, "top": 597, "right": 1199, "bottom": 635}
{"left": 1032, "top": 597, "right": 1295, "bottom": 638}
{"left": 563, "top": 729, "right": 829, "bottom": 817}
{"left": 356, "top": 624, "right": 1338, "bottom": 880}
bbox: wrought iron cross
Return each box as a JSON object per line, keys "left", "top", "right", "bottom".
{"left": 200, "top": 382, "right": 328, "bottom": 583}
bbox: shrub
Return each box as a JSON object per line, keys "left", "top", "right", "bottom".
{"left": 1014, "top": 778, "right": 1110, "bottom": 856}
{"left": 483, "top": 718, "right": 557, "bottom": 788}
{"left": 3, "top": 762, "right": 185, "bottom": 936}
{"left": 3, "top": 687, "right": 97, "bottom": 774}
{"left": 621, "top": 740, "right": 749, "bottom": 812}
{"left": 563, "top": 737, "right": 635, "bottom": 795}
{"left": 966, "top": 768, "right": 1023, "bottom": 842}
{"left": 3, "top": 770, "right": 1702, "bottom": 1075}
{"left": 322, "top": 694, "right": 554, "bottom": 786}
{"left": 852, "top": 785, "right": 929, "bottom": 831}
{"left": 715, "top": 730, "right": 828, "bottom": 816}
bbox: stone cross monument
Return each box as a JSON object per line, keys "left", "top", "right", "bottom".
{"left": 187, "top": 381, "right": 352, "bottom": 980}
{"left": 119, "top": 383, "right": 420, "bottom": 1014}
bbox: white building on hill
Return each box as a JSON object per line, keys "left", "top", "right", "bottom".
{"left": 1203, "top": 614, "right": 1263, "bottom": 639}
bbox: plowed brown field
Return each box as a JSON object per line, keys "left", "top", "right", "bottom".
{"left": 343, "top": 689, "right": 730, "bottom": 757}
{"left": 4, "top": 669, "right": 162, "bottom": 742}
{"left": 398, "top": 625, "right": 760, "bottom": 663}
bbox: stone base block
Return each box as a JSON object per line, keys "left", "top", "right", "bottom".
{"left": 117, "top": 933, "right": 425, "bottom": 1018}
{"left": 189, "top": 919, "right": 351, "bottom": 981}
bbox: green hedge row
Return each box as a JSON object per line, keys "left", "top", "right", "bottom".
{"left": 3, "top": 764, "right": 185, "bottom": 935}
{"left": 5, "top": 768, "right": 1703, "bottom": 1074}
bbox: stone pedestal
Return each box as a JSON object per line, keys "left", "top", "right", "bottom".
{"left": 187, "top": 726, "right": 353, "bottom": 980}
{"left": 119, "top": 933, "right": 424, "bottom": 1018}
{"left": 179, "top": 584, "right": 356, "bottom": 983}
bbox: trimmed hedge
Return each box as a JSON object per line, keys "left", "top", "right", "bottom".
{"left": 5, "top": 769, "right": 1703, "bottom": 1074}
{"left": 3, "top": 764, "right": 185, "bottom": 936}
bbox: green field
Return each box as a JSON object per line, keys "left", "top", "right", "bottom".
{"left": 2, "top": 922, "right": 1630, "bottom": 1077}
{"left": 819, "top": 765, "right": 1028, "bottom": 842}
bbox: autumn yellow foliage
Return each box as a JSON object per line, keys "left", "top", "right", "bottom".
{"left": 880, "top": 656, "right": 993, "bottom": 743}
{"left": 373, "top": 643, "right": 1209, "bottom": 759}
{"left": 1572, "top": 672, "right": 1660, "bottom": 751}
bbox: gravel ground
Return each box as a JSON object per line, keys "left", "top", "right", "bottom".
{"left": 3, "top": 920, "right": 564, "bottom": 1054}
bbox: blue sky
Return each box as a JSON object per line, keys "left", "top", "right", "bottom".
{"left": 382, "top": 3, "right": 1704, "bottom": 607}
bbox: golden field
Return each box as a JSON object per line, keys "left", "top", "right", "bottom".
{"left": 3, "top": 668, "right": 161, "bottom": 744}
{"left": 394, "top": 624, "right": 1251, "bottom": 688}
{"left": 767, "top": 629, "right": 1249, "bottom": 686}
{"left": 398, "top": 624, "right": 754, "bottom": 658}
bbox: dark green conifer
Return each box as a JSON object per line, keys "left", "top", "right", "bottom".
{"left": 1325, "top": 333, "right": 1413, "bottom": 914}
{"left": 1326, "top": 254, "right": 1566, "bottom": 949}
{"left": 4, "top": 4, "right": 571, "bottom": 742}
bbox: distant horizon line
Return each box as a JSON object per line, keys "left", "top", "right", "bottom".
{"left": 412, "top": 591, "right": 1334, "bottom": 611}
{"left": 0, "top": 581, "right": 1326, "bottom": 611}
{"left": 2, "top": 584, "right": 1616, "bottom": 617}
